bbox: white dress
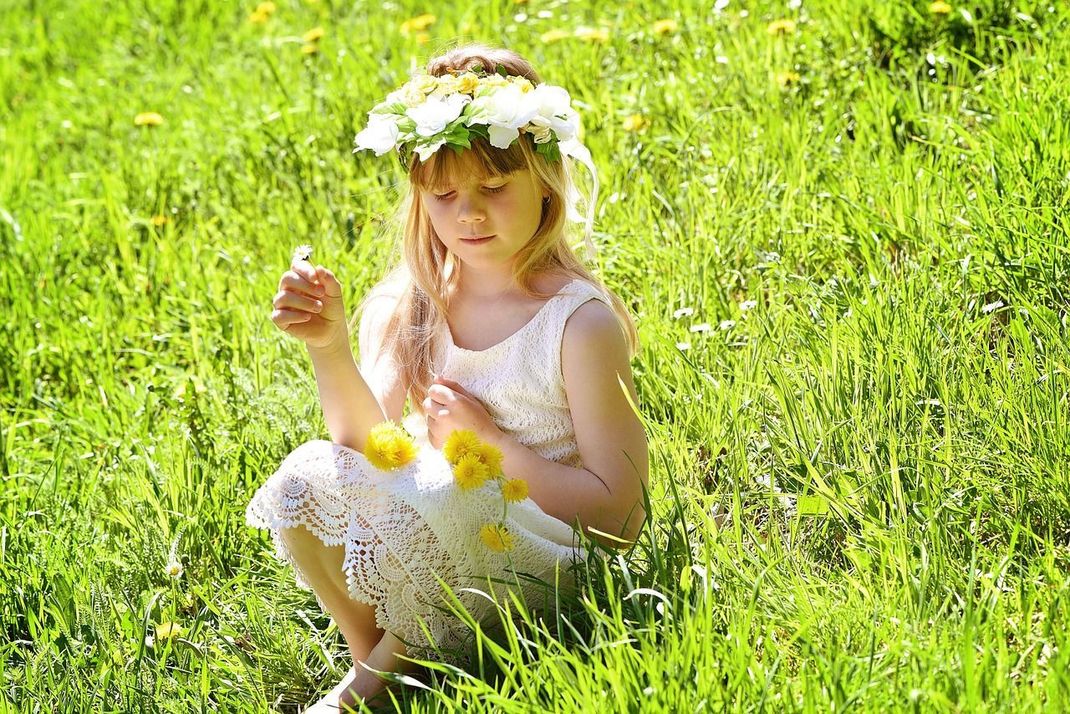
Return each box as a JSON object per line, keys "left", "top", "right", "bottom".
{"left": 245, "top": 278, "right": 613, "bottom": 666}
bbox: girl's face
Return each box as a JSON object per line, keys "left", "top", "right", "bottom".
{"left": 419, "top": 165, "right": 548, "bottom": 272}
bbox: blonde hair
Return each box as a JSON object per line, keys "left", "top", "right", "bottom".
{"left": 351, "top": 43, "right": 639, "bottom": 418}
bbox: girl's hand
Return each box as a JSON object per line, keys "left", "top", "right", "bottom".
{"left": 270, "top": 258, "right": 349, "bottom": 352}
{"left": 423, "top": 377, "right": 503, "bottom": 449}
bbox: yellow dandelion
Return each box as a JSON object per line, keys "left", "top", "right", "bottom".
{"left": 928, "top": 1, "right": 952, "bottom": 14}
{"left": 501, "top": 478, "right": 529, "bottom": 503}
{"left": 443, "top": 429, "right": 482, "bottom": 464}
{"left": 480, "top": 523, "right": 514, "bottom": 552}
{"left": 151, "top": 214, "right": 169, "bottom": 227}
{"left": 302, "top": 26, "right": 325, "bottom": 42}
{"left": 134, "top": 112, "right": 164, "bottom": 127}
{"left": 156, "top": 621, "right": 183, "bottom": 640}
{"left": 453, "top": 453, "right": 491, "bottom": 490}
{"left": 775, "top": 70, "right": 801, "bottom": 88}
{"left": 574, "top": 26, "right": 610, "bottom": 43}
{"left": 364, "top": 421, "right": 417, "bottom": 471}
{"left": 255, "top": 1, "right": 276, "bottom": 14}
{"left": 247, "top": 9, "right": 269, "bottom": 24}
{"left": 766, "top": 19, "right": 797, "bottom": 36}
{"left": 540, "top": 29, "right": 571, "bottom": 44}
{"left": 622, "top": 113, "right": 650, "bottom": 132}
{"left": 300, "top": 43, "right": 318, "bottom": 54}
{"left": 400, "top": 13, "right": 436, "bottom": 36}
{"left": 415, "top": 32, "right": 431, "bottom": 45}
{"left": 473, "top": 441, "right": 504, "bottom": 476}
{"left": 652, "top": 19, "right": 678, "bottom": 36}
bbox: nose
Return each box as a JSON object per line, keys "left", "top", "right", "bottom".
{"left": 456, "top": 193, "right": 486, "bottom": 226}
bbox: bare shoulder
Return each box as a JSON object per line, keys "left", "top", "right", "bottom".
{"left": 562, "top": 297, "right": 626, "bottom": 355}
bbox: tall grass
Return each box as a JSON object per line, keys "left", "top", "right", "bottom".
{"left": 2, "top": 0, "right": 1068, "bottom": 711}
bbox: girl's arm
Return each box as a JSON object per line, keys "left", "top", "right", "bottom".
{"left": 495, "top": 300, "right": 650, "bottom": 549}
{"left": 308, "top": 290, "right": 404, "bottom": 451}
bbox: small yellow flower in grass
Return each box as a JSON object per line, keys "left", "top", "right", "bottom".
{"left": 453, "top": 453, "right": 491, "bottom": 490}
{"left": 134, "top": 112, "right": 164, "bottom": 127}
{"left": 400, "top": 13, "right": 436, "bottom": 36}
{"left": 300, "top": 43, "right": 318, "bottom": 54}
{"left": 480, "top": 523, "right": 514, "bottom": 552}
{"left": 256, "top": 1, "right": 276, "bottom": 14}
{"left": 775, "top": 70, "right": 801, "bottom": 88}
{"left": 652, "top": 19, "right": 678, "bottom": 36}
{"left": 248, "top": 10, "right": 269, "bottom": 24}
{"left": 540, "top": 29, "right": 571, "bottom": 43}
{"left": 766, "top": 18, "right": 797, "bottom": 36}
{"left": 415, "top": 32, "right": 431, "bottom": 45}
{"left": 928, "top": 1, "right": 952, "bottom": 14}
{"left": 574, "top": 26, "right": 610, "bottom": 43}
{"left": 156, "top": 621, "right": 183, "bottom": 641}
{"left": 501, "top": 478, "right": 529, "bottom": 503}
{"left": 364, "top": 421, "right": 417, "bottom": 471}
{"left": 443, "top": 429, "right": 482, "bottom": 464}
{"left": 303, "top": 27, "right": 325, "bottom": 42}
{"left": 151, "top": 214, "right": 168, "bottom": 227}
{"left": 622, "top": 114, "right": 650, "bottom": 132}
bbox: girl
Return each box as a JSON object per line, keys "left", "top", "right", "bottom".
{"left": 245, "top": 44, "right": 649, "bottom": 711}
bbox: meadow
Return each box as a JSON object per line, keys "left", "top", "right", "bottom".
{"left": 2, "top": 0, "right": 1069, "bottom": 711}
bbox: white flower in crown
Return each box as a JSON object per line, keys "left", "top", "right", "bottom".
{"left": 354, "top": 114, "right": 401, "bottom": 156}
{"left": 465, "top": 83, "right": 539, "bottom": 149}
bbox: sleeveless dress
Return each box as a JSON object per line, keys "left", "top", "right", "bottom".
{"left": 244, "top": 278, "right": 613, "bottom": 667}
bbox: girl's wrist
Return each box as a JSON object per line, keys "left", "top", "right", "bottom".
{"left": 307, "top": 333, "right": 352, "bottom": 359}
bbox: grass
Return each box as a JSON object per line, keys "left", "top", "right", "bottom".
{"left": 2, "top": 0, "right": 1069, "bottom": 711}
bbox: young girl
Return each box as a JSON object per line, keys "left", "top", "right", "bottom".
{"left": 245, "top": 44, "right": 649, "bottom": 711}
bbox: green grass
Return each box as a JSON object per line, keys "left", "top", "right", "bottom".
{"left": 2, "top": 0, "right": 1069, "bottom": 711}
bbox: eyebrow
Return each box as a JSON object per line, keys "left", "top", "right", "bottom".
{"left": 431, "top": 174, "right": 512, "bottom": 191}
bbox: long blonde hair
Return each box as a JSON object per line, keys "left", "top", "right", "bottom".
{"left": 352, "top": 43, "right": 639, "bottom": 418}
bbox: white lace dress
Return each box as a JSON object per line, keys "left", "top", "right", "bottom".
{"left": 245, "top": 278, "right": 613, "bottom": 666}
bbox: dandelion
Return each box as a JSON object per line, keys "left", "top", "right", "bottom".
{"left": 480, "top": 523, "right": 515, "bottom": 552}
{"left": 151, "top": 214, "right": 169, "bottom": 227}
{"left": 292, "top": 244, "right": 312, "bottom": 262}
{"left": 156, "top": 621, "right": 183, "bottom": 641}
{"left": 453, "top": 453, "right": 491, "bottom": 490}
{"left": 928, "top": 1, "right": 952, "bottom": 14}
{"left": 652, "top": 19, "right": 678, "bottom": 35}
{"left": 400, "top": 13, "right": 436, "bottom": 35}
{"left": 574, "top": 26, "right": 610, "bottom": 43}
{"left": 300, "top": 44, "right": 318, "bottom": 54}
{"left": 134, "top": 112, "right": 164, "bottom": 127}
{"left": 472, "top": 441, "right": 504, "bottom": 476}
{"left": 775, "top": 70, "right": 801, "bottom": 88}
{"left": 415, "top": 32, "right": 431, "bottom": 45}
{"left": 622, "top": 114, "right": 650, "bottom": 132}
{"left": 256, "top": 1, "right": 276, "bottom": 14}
{"left": 767, "top": 18, "right": 797, "bottom": 36}
{"left": 443, "top": 429, "right": 482, "bottom": 464}
{"left": 248, "top": 9, "right": 269, "bottom": 24}
{"left": 364, "top": 421, "right": 417, "bottom": 471}
{"left": 501, "top": 478, "right": 529, "bottom": 503}
{"left": 302, "top": 26, "right": 325, "bottom": 42}
{"left": 540, "top": 29, "right": 571, "bottom": 43}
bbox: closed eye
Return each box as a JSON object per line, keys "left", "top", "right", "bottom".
{"left": 433, "top": 184, "right": 507, "bottom": 200}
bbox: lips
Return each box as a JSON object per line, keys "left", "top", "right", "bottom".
{"left": 461, "top": 235, "right": 495, "bottom": 243}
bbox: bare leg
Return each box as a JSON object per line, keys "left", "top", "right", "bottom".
{"left": 338, "top": 631, "right": 423, "bottom": 712}
{"left": 279, "top": 525, "right": 386, "bottom": 707}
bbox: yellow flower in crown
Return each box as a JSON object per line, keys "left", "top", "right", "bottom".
{"left": 364, "top": 420, "right": 417, "bottom": 471}
{"left": 443, "top": 429, "right": 483, "bottom": 464}
{"left": 501, "top": 478, "right": 529, "bottom": 503}
{"left": 480, "top": 523, "right": 515, "bottom": 552}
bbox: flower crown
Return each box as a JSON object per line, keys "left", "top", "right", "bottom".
{"left": 353, "top": 64, "right": 585, "bottom": 164}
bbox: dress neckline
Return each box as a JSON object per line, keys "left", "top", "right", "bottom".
{"left": 445, "top": 278, "right": 582, "bottom": 354}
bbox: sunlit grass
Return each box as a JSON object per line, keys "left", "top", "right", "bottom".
{"left": 2, "top": 0, "right": 1069, "bottom": 711}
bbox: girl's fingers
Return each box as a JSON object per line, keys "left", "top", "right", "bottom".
{"left": 315, "top": 265, "right": 342, "bottom": 297}
{"left": 280, "top": 271, "right": 325, "bottom": 297}
{"left": 274, "top": 290, "right": 323, "bottom": 313}
{"left": 271, "top": 308, "right": 312, "bottom": 327}
{"left": 291, "top": 259, "right": 320, "bottom": 285}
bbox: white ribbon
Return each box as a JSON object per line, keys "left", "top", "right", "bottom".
{"left": 559, "top": 137, "right": 599, "bottom": 263}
